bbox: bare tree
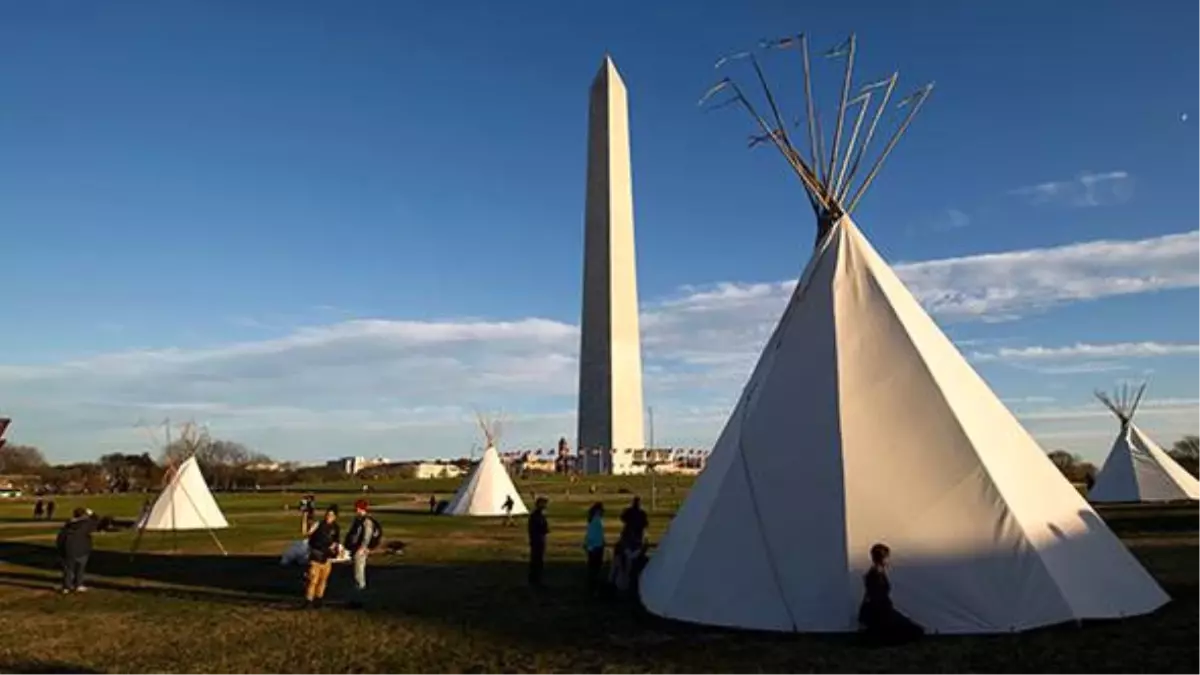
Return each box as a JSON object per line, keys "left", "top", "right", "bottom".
{"left": 0, "top": 444, "right": 47, "bottom": 474}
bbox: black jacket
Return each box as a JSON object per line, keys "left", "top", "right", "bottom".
{"left": 619, "top": 506, "right": 648, "bottom": 546}
{"left": 527, "top": 508, "right": 549, "bottom": 546}
{"left": 56, "top": 516, "right": 97, "bottom": 559}
{"left": 344, "top": 515, "right": 381, "bottom": 552}
{"left": 307, "top": 520, "right": 341, "bottom": 563}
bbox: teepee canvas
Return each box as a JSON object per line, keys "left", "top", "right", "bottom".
{"left": 138, "top": 456, "right": 229, "bottom": 531}
{"left": 639, "top": 35, "right": 1168, "bottom": 635}
{"left": 445, "top": 415, "right": 529, "bottom": 517}
{"left": 1089, "top": 384, "right": 1199, "bottom": 503}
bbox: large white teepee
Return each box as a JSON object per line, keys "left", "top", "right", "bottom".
{"left": 1089, "top": 385, "right": 1199, "bottom": 503}
{"left": 640, "top": 35, "right": 1168, "bottom": 635}
{"left": 445, "top": 415, "right": 529, "bottom": 517}
{"left": 138, "top": 456, "right": 229, "bottom": 531}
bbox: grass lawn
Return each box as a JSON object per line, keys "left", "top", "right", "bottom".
{"left": 0, "top": 478, "right": 1195, "bottom": 673}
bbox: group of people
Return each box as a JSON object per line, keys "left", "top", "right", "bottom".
{"left": 525, "top": 494, "right": 650, "bottom": 596}
{"left": 299, "top": 498, "right": 383, "bottom": 609}
{"left": 32, "top": 497, "right": 57, "bottom": 520}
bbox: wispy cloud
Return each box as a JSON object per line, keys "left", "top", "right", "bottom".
{"left": 1010, "top": 170, "right": 1135, "bottom": 208}
{"left": 1, "top": 231, "right": 1197, "bottom": 461}
{"left": 971, "top": 342, "right": 1200, "bottom": 363}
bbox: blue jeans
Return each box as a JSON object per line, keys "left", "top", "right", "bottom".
{"left": 62, "top": 554, "right": 88, "bottom": 591}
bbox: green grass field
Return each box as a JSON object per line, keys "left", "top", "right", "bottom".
{"left": 0, "top": 476, "right": 1195, "bottom": 673}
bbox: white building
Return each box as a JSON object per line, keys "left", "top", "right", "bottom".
{"left": 410, "top": 462, "right": 464, "bottom": 480}
{"left": 328, "top": 456, "right": 391, "bottom": 475}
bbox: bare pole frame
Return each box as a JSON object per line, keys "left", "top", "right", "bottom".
{"left": 846, "top": 83, "right": 934, "bottom": 213}
{"left": 825, "top": 34, "right": 857, "bottom": 191}
{"left": 799, "top": 34, "right": 826, "bottom": 186}
{"left": 839, "top": 73, "right": 898, "bottom": 203}
{"left": 832, "top": 92, "right": 871, "bottom": 199}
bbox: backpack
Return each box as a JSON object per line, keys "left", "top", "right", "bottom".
{"left": 367, "top": 517, "right": 383, "bottom": 550}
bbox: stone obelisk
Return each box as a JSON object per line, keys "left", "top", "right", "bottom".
{"left": 577, "top": 55, "right": 645, "bottom": 473}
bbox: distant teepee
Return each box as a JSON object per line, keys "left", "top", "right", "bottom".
{"left": 1089, "top": 383, "right": 1199, "bottom": 503}
{"left": 445, "top": 413, "right": 529, "bottom": 517}
{"left": 639, "top": 33, "right": 1168, "bottom": 635}
{"left": 133, "top": 423, "right": 229, "bottom": 554}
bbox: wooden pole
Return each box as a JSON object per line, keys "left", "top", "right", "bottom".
{"left": 839, "top": 73, "right": 898, "bottom": 203}
{"left": 826, "top": 34, "right": 856, "bottom": 190}
{"left": 847, "top": 84, "right": 933, "bottom": 213}
{"left": 800, "top": 35, "right": 825, "bottom": 185}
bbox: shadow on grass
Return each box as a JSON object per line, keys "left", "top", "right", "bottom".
{"left": 0, "top": 540, "right": 714, "bottom": 650}
{"left": 0, "top": 658, "right": 100, "bottom": 674}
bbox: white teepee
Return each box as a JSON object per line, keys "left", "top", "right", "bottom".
{"left": 1089, "top": 384, "right": 1199, "bottom": 503}
{"left": 445, "top": 415, "right": 529, "bottom": 517}
{"left": 640, "top": 36, "right": 1168, "bottom": 635}
{"left": 138, "top": 456, "right": 229, "bottom": 531}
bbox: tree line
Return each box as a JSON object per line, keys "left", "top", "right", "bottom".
{"left": 0, "top": 426, "right": 345, "bottom": 493}
{"left": 2, "top": 432, "right": 1197, "bottom": 494}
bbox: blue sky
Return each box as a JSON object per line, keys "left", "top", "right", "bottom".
{"left": 1, "top": 1, "right": 1196, "bottom": 464}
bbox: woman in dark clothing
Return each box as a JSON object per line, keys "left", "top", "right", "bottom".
{"left": 859, "top": 543, "right": 925, "bottom": 645}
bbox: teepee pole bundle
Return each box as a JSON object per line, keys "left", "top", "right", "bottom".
{"left": 701, "top": 34, "right": 934, "bottom": 244}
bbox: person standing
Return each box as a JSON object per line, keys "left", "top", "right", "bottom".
{"left": 502, "top": 495, "right": 516, "bottom": 526}
{"left": 583, "top": 502, "right": 606, "bottom": 594}
{"left": 343, "top": 499, "right": 382, "bottom": 608}
{"left": 527, "top": 497, "right": 549, "bottom": 586}
{"left": 33, "top": 498, "right": 44, "bottom": 520}
{"left": 613, "top": 496, "right": 649, "bottom": 593}
{"left": 428, "top": 494, "right": 437, "bottom": 514}
{"left": 45, "top": 499, "right": 56, "bottom": 521}
{"left": 304, "top": 506, "right": 340, "bottom": 608}
{"left": 55, "top": 508, "right": 97, "bottom": 594}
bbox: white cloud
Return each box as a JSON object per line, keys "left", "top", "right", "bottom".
{"left": 1, "top": 231, "right": 1197, "bottom": 462}
{"left": 972, "top": 342, "right": 1199, "bottom": 361}
{"left": 1011, "top": 170, "right": 1135, "bottom": 207}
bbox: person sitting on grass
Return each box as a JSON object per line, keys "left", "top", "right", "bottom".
{"left": 858, "top": 543, "right": 925, "bottom": 645}
{"left": 583, "top": 502, "right": 606, "bottom": 594}
{"left": 343, "top": 499, "right": 382, "bottom": 609}
{"left": 56, "top": 508, "right": 97, "bottom": 594}
{"left": 304, "top": 506, "right": 340, "bottom": 609}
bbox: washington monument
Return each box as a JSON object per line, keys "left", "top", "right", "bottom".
{"left": 577, "top": 55, "right": 646, "bottom": 464}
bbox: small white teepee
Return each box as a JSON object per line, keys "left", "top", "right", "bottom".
{"left": 640, "top": 36, "right": 1169, "bottom": 635}
{"left": 445, "top": 414, "right": 529, "bottom": 517}
{"left": 1089, "top": 384, "right": 1199, "bottom": 503}
{"left": 138, "top": 456, "right": 229, "bottom": 531}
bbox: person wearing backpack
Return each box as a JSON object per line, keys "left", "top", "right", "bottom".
{"left": 343, "top": 499, "right": 382, "bottom": 607}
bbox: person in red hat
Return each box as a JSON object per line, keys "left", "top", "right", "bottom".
{"left": 343, "top": 499, "right": 383, "bottom": 608}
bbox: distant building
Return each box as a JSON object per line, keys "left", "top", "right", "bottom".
{"left": 409, "top": 461, "right": 464, "bottom": 480}
{"left": 512, "top": 451, "right": 556, "bottom": 475}
{"left": 579, "top": 448, "right": 709, "bottom": 476}
{"left": 327, "top": 456, "right": 391, "bottom": 476}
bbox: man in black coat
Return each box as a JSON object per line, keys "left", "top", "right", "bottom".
{"left": 527, "top": 497, "right": 549, "bottom": 586}
{"left": 56, "top": 508, "right": 97, "bottom": 594}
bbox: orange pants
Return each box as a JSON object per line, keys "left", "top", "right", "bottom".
{"left": 305, "top": 560, "right": 332, "bottom": 600}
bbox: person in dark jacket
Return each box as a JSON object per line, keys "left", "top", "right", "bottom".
{"left": 304, "top": 506, "right": 340, "bottom": 608}
{"left": 56, "top": 508, "right": 97, "bottom": 593}
{"left": 343, "top": 499, "right": 381, "bottom": 607}
{"left": 527, "top": 497, "right": 549, "bottom": 586}
{"left": 858, "top": 543, "right": 924, "bottom": 645}
{"left": 618, "top": 496, "right": 648, "bottom": 550}
{"left": 45, "top": 499, "right": 56, "bottom": 520}
{"left": 33, "top": 498, "right": 44, "bottom": 520}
